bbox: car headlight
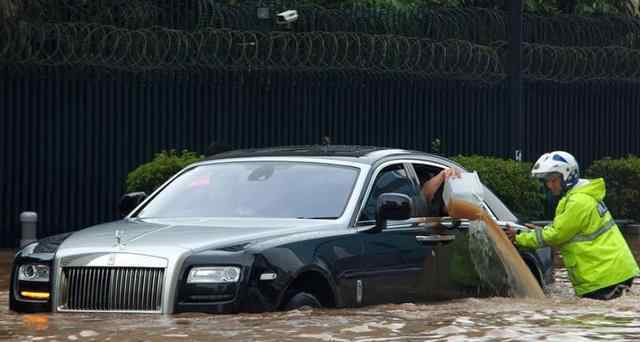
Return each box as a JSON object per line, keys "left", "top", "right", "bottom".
{"left": 18, "top": 264, "right": 50, "bottom": 282}
{"left": 187, "top": 267, "right": 241, "bottom": 284}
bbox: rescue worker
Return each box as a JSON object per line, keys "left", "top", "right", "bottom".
{"left": 506, "top": 151, "right": 639, "bottom": 300}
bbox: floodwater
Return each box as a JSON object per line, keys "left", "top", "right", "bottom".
{"left": 2, "top": 236, "right": 640, "bottom": 342}
{"left": 448, "top": 199, "right": 544, "bottom": 299}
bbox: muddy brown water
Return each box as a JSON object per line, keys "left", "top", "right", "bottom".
{"left": 447, "top": 199, "right": 545, "bottom": 299}
{"left": 2, "top": 240, "right": 640, "bottom": 341}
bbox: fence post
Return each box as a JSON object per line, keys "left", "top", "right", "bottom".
{"left": 509, "top": 0, "right": 524, "bottom": 162}
{"left": 19, "top": 212, "right": 38, "bottom": 248}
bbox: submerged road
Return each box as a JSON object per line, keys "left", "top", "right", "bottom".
{"left": 1, "top": 234, "right": 639, "bottom": 341}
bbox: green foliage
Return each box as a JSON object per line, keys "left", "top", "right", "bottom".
{"left": 126, "top": 150, "right": 204, "bottom": 194}
{"left": 576, "top": 0, "right": 637, "bottom": 15}
{"left": 302, "top": 0, "right": 637, "bottom": 15}
{"left": 525, "top": 0, "right": 559, "bottom": 14}
{"left": 324, "top": 0, "right": 467, "bottom": 10}
{"left": 586, "top": 156, "right": 640, "bottom": 221}
{"left": 0, "top": 0, "right": 19, "bottom": 19}
{"left": 451, "top": 155, "right": 545, "bottom": 221}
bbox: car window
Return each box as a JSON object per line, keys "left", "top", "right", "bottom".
{"left": 481, "top": 185, "right": 518, "bottom": 222}
{"left": 359, "top": 164, "right": 423, "bottom": 222}
{"left": 136, "top": 162, "right": 359, "bottom": 219}
{"left": 413, "top": 162, "right": 513, "bottom": 221}
{"left": 412, "top": 163, "right": 447, "bottom": 217}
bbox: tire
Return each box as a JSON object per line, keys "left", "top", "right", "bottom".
{"left": 523, "top": 258, "right": 545, "bottom": 288}
{"left": 283, "top": 291, "right": 322, "bottom": 311}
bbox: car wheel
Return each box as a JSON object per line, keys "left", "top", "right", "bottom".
{"left": 283, "top": 291, "right": 322, "bottom": 311}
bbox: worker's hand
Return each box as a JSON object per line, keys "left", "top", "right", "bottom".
{"left": 504, "top": 225, "right": 517, "bottom": 244}
{"left": 524, "top": 223, "right": 540, "bottom": 230}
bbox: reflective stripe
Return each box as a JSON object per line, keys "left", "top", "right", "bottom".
{"left": 569, "top": 220, "right": 616, "bottom": 244}
{"left": 535, "top": 228, "right": 546, "bottom": 248}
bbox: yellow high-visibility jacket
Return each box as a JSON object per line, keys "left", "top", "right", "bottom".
{"left": 516, "top": 178, "right": 639, "bottom": 296}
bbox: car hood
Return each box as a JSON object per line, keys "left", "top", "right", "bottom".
{"left": 58, "top": 217, "right": 337, "bottom": 256}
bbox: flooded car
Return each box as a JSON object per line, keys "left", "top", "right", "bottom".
{"left": 10, "top": 145, "right": 553, "bottom": 314}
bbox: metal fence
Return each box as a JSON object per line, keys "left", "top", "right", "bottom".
{"left": 2, "top": 1, "right": 640, "bottom": 247}
{"left": 2, "top": 67, "right": 640, "bottom": 247}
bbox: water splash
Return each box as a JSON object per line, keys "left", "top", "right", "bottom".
{"left": 468, "top": 221, "right": 511, "bottom": 295}
{"left": 448, "top": 199, "right": 545, "bottom": 298}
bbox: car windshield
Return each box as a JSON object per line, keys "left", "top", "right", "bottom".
{"left": 135, "top": 161, "right": 360, "bottom": 219}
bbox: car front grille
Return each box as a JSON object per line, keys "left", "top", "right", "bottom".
{"left": 59, "top": 267, "right": 165, "bottom": 312}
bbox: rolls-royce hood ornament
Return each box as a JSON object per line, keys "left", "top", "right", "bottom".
{"left": 114, "top": 230, "right": 125, "bottom": 249}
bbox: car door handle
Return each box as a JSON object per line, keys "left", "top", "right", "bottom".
{"left": 416, "top": 235, "right": 456, "bottom": 243}
{"left": 439, "top": 222, "right": 454, "bottom": 229}
{"left": 440, "top": 221, "right": 463, "bottom": 229}
{"left": 417, "top": 217, "right": 469, "bottom": 229}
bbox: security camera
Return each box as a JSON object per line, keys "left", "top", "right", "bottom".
{"left": 276, "top": 10, "right": 298, "bottom": 24}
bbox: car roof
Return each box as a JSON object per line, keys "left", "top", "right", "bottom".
{"left": 203, "top": 145, "right": 452, "bottom": 166}
{"left": 196, "top": 146, "right": 516, "bottom": 221}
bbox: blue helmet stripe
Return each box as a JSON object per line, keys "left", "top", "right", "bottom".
{"left": 552, "top": 154, "right": 569, "bottom": 163}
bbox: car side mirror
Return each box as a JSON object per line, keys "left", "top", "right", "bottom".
{"left": 118, "top": 192, "right": 147, "bottom": 217}
{"left": 373, "top": 193, "right": 413, "bottom": 232}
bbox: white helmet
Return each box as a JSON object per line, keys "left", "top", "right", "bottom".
{"left": 531, "top": 151, "right": 580, "bottom": 189}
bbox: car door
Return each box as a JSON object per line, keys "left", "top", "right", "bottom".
{"left": 354, "top": 162, "right": 444, "bottom": 305}
{"left": 409, "top": 160, "right": 542, "bottom": 299}
{"left": 409, "top": 161, "right": 507, "bottom": 299}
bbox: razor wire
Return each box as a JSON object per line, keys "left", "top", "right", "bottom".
{"left": 499, "top": 42, "right": 640, "bottom": 81}
{"left": 11, "top": 1, "right": 640, "bottom": 48}
{"left": 0, "top": 22, "right": 504, "bottom": 80}
{"left": 3, "top": 22, "right": 640, "bottom": 82}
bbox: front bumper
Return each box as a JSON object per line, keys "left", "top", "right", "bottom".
{"left": 11, "top": 248, "right": 285, "bottom": 314}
